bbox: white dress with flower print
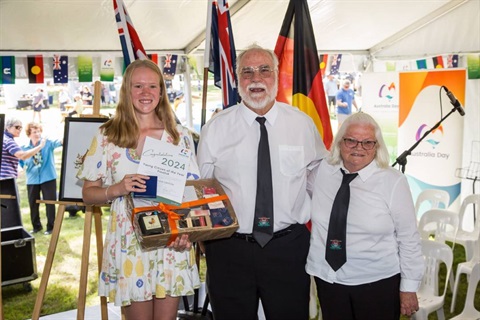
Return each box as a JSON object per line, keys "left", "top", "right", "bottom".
{"left": 77, "top": 125, "right": 201, "bottom": 307}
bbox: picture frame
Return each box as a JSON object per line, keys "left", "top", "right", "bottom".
{"left": 0, "top": 114, "right": 4, "bottom": 165}
{"left": 59, "top": 117, "right": 108, "bottom": 202}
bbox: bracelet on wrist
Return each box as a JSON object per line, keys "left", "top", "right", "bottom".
{"left": 105, "top": 185, "right": 112, "bottom": 203}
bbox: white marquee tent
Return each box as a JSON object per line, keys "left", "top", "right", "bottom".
{"left": 1, "top": 0, "right": 479, "bottom": 59}
{"left": 1, "top": 0, "right": 479, "bottom": 198}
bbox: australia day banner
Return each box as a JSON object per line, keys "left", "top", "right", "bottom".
{"left": 100, "top": 55, "right": 115, "bottom": 82}
{"left": 362, "top": 72, "right": 399, "bottom": 164}
{"left": 398, "top": 69, "right": 466, "bottom": 209}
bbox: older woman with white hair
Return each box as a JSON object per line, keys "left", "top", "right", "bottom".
{"left": 306, "top": 112, "right": 424, "bottom": 319}
{"left": 1, "top": 117, "right": 45, "bottom": 228}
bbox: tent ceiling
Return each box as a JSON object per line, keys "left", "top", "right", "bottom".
{"left": 0, "top": 0, "right": 478, "bottom": 59}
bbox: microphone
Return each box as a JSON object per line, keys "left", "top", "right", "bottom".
{"left": 444, "top": 86, "right": 465, "bottom": 116}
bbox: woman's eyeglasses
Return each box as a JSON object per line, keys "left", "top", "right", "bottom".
{"left": 14, "top": 125, "right": 23, "bottom": 130}
{"left": 343, "top": 138, "right": 377, "bottom": 150}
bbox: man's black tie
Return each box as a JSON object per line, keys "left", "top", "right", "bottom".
{"left": 253, "top": 117, "right": 274, "bottom": 247}
{"left": 325, "top": 169, "right": 358, "bottom": 271}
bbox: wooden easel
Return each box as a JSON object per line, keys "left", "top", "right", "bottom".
{"left": 32, "top": 81, "right": 110, "bottom": 320}
{"left": 31, "top": 202, "right": 108, "bottom": 320}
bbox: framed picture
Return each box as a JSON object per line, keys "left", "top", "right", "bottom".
{"left": 0, "top": 114, "right": 4, "bottom": 165}
{"left": 59, "top": 117, "right": 108, "bottom": 202}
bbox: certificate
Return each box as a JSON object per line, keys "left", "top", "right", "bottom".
{"left": 137, "top": 136, "right": 191, "bottom": 205}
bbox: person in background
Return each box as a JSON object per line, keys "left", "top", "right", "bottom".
{"left": 32, "top": 88, "right": 45, "bottom": 123}
{"left": 20, "top": 122, "right": 62, "bottom": 235}
{"left": 78, "top": 59, "right": 200, "bottom": 320}
{"left": 173, "top": 92, "right": 186, "bottom": 126}
{"left": 81, "top": 86, "right": 93, "bottom": 105}
{"left": 68, "top": 94, "right": 84, "bottom": 117}
{"left": 197, "top": 44, "right": 328, "bottom": 319}
{"left": 1, "top": 118, "right": 45, "bottom": 228}
{"left": 58, "top": 87, "right": 71, "bottom": 112}
{"left": 323, "top": 73, "right": 338, "bottom": 115}
{"left": 336, "top": 79, "right": 358, "bottom": 129}
{"left": 306, "top": 112, "right": 424, "bottom": 319}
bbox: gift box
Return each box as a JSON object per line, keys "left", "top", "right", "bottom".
{"left": 126, "top": 178, "right": 239, "bottom": 251}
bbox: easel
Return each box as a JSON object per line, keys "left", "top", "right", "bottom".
{"left": 31, "top": 202, "right": 108, "bottom": 320}
{"left": 32, "top": 81, "right": 110, "bottom": 320}
{"left": 0, "top": 194, "right": 17, "bottom": 320}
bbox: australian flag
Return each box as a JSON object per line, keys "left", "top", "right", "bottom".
{"left": 163, "top": 54, "right": 178, "bottom": 79}
{"left": 329, "top": 54, "right": 342, "bottom": 75}
{"left": 208, "top": 0, "right": 239, "bottom": 109}
{"left": 113, "top": 0, "right": 147, "bottom": 68}
{"left": 53, "top": 55, "right": 68, "bottom": 83}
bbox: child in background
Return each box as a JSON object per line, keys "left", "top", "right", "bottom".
{"left": 68, "top": 94, "right": 84, "bottom": 117}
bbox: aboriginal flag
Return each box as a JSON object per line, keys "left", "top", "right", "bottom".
{"left": 274, "top": 0, "right": 333, "bottom": 149}
{"left": 433, "top": 55, "right": 444, "bottom": 69}
{"left": 28, "top": 55, "right": 44, "bottom": 84}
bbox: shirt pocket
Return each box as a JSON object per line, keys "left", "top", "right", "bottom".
{"left": 279, "top": 145, "right": 305, "bottom": 176}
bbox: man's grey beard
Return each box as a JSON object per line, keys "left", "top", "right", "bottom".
{"left": 238, "top": 81, "right": 278, "bottom": 110}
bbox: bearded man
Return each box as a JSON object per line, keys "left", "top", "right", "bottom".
{"left": 197, "top": 44, "right": 328, "bottom": 320}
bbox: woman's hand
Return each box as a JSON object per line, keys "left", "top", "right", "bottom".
{"left": 400, "top": 291, "right": 419, "bottom": 317}
{"left": 119, "top": 174, "right": 150, "bottom": 195}
{"left": 168, "top": 234, "right": 192, "bottom": 252}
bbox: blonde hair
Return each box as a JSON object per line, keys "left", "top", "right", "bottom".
{"left": 101, "top": 59, "right": 179, "bottom": 147}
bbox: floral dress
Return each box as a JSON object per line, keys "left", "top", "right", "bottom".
{"left": 77, "top": 124, "right": 200, "bottom": 307}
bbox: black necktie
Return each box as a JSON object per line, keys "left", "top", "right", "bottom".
{"left": 325, "top": 169, "right": 358, "bottom": 271}
{"left": 253, "top": 117, "right": 274, "bottom": 247}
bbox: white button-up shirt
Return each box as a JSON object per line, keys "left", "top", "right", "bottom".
{"left": 197, "top": 101, "right": 328, "bottom": 233}
{"left": 306, "top": 160, "right": 424, "bottom": 292}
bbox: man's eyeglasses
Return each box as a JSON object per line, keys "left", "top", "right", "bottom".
{"left": 240, "top": 65, "right": 274, "bottom": 80}
{"left": 343, "top": 138, "right": 377, "bottom": 150}
{"left": 14, "top": 125, "right": 23, "bottom": 130}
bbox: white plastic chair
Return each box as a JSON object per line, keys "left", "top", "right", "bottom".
{"left": 415, "top": 189, "right": 450, "bottom": 221}
{"left": 450, "top": 262, "right": 480, "bottom": 319}
{"left": 417, "top": 209, "right": 459, "bottom": 244}
{"left": 450, "top": 238, "right": 480, "bottom": 313}
{"left": 418, "top": 209, "right": 459, "bottom": 292}
{"left": 413, "top": 240, "right": 453, "bottom": 320}
{"left": 444, "top": 194, "right": 480, "bottom": 262}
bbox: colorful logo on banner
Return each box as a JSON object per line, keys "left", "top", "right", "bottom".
{"left": 416, "top": 124, "right": 444, "bottom": 148}
{"left": 100, "top": 55, "right": 114, "bottom": 82}
{"left": 378, "top": 82, "right": 396, "bottom": 101}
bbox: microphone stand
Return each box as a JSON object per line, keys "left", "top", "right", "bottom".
{"left": 392, "top": 105, "right": 460, "bottom": 173}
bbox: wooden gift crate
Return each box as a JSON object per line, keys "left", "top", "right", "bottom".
{"left": 127, "top": 178, "right": 238, "bottom": 251}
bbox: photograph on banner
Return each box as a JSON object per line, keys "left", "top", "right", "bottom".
{"left": 362, "top": 72, "right": 399, "bottom": 164}
{"left": 398, "top": 69, "right": 466, "bottom": 209}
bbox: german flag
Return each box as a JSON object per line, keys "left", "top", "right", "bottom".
{"left": 28, "top": 55, "right": 44, "bottom": 84}
{"left": 274, "top": 0, "right": 333, "bottom": 149}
